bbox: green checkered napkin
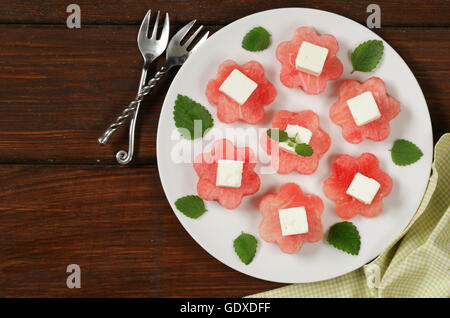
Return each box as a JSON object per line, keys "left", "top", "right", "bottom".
{"left": 249, "top": 133, "right": 450, "bottom": 298}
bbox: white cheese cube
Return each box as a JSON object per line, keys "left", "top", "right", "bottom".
{"left": 346, "top": 172, "right": 381, "bottom": 205}
{"left": 278, "top": 206, "right": 309, "bottom": 236}
{"left": 347, "top": 91, "right": 381, "bottom": 126}
{"left": 295, "top": 41, "right": 329, "bottom": 76}
{"left": 216, "top": 159, "right": 244, "bottom": 188}
{"left": 285, "top": 124, "right": 312, "bottom": 144}
{"left": 278, "top": 141, "right": 297, "bottom": 155}
{"left": 219, "top": 69, "right": 258, "bottom": 105}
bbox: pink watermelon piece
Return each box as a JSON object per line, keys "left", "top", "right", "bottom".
{"left": 258, "top": 183, "right": 324, "bottom": 254}
{"left": 260, "top": 110, "right": 331, "bottom": 174}
{"left": 330, "top": 77, "right": 401, "bottom": 144}
{"left": 323, "top": 153, "right": 393, "bottom": 219}
{"left": 193, "top": 139, "right": 260, "bottom": 209}
{"left": 276, "top": 26, "right": 343, "bottom": 95}
{"left": 205, "top": 60, "right": 277, "bottom": 124}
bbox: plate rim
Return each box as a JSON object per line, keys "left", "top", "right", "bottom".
{"left": 156, "top": 7, "right": 433, "bottom": 284}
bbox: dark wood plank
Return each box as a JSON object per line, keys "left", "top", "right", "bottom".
{"left": 0, "top": 25, "right": 166, "bottom": 165}
{"left": 0, "top": 0, "right": 448, "bottom": 299}
{"left": 0, "top": 25, "right": 448, "bottom": 164}
{"left": 1, "top": 0, "right": 449, "bottom": 26}
{"left": 0, "top": 165, "right": 283, "bottom": 297}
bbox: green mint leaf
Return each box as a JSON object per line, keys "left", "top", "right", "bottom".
{"left": 289, "top": 136, "right": 297, "bottom": 143}
{"left": 295, "top": 143, "right": 314, "bottom": 157}
{"left": 327, "top": 221, "right": 361, "bottom": 255}
{"left": 175, "top": 195, "right": 207, "bottom": 219}
{"left": 233, "top": 232, "right": 257, "bottom": 265}
{"left": 351, "top": 40, "right": 384, "bottom": 73}
{"left": 173, "top": 94, "right": 214, "bottom": 140}
{"left": 267, "top": 129, "right": 288, "bottom": 142}
{"left": 242, "top": 27, "right": 271, "bottom": 52}
{"left": 390, "top": 139, "right": 424, "bottom": 166}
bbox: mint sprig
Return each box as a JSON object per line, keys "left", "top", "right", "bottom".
{"left": 268, "top": 129, "right": 314, "bottom": 157}
{"left": 295, "top": 143, "right": 314, "bottom": 157}
{"left": 267, "top": 129, "right": 288, "bottom": 142}
{"left": 327, "top": 221, "right": 361, "bottom": 255}
{"left": 173, "top": 94, "right": 214, "bottom": 140}
{"left": 175, "top": 195, "right": 207, "bottom": 219}
{"left": 233, "top": 232, "right": 257, "bottom": 265}
{"left": 351, "top": 40, "right": 384, "bottom": 73}
{"left": 390, "top": 139, "right": 423, "bottom": 166}
{"left": 242, "top": 27, "right": 271, "bottom": 52}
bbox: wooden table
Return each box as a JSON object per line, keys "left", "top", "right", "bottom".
{"left": 0, "top": 1, "right": 448, "bottom": 297}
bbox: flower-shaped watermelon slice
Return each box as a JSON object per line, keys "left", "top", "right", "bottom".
{"left": 330, "top": 77, "right": 401, "bottom": 144}
{"left": 260, "top": 110, "right": 331, "bottom": 174}
{"left": 193, "top": 139, "right": 260, "bottom": 209}
{"left": 276, "top": 26, "right": 343, "bottom": 95}
{"left": 323, "top": 153, "right": 393, "bottom": 219}
{"left": 258, "top": 183, "right": 324, "bottom": 254}
{"left": 206, "top": 60, "right": 277, "bottom": 124}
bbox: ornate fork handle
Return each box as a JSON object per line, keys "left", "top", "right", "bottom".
{"left": 113, "top": 66, "right": 169, "bottom": 164}
{"left": 98, "top": 18, "right": 208, "bottom": 165}
{"left": 115, "top": 66, "right": 170, "bottom": 164}
{"left": 98, "top": 65, "right": 169, "bottom": 148}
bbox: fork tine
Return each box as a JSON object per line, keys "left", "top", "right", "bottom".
{"left": 150, "top": 10, "right": 160, "bottom": 39}
{"left": 138, "top": 10, "right": 151, "bottom": 41}
{"left": 190, "top": 31, "right": 210, "bottom": 52}
{"left": 183, "top": 25, "right": 203, "bottom": 48}
{"left": 160, "top": 12, "right": 170, "bottom": 42}
{"left": 172, "top": 19, "right": 196, "bottom": 43}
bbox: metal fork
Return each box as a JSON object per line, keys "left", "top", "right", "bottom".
{"left": 98, "top": 10, "right": 169, "bottom": 152}
{"left": 100, "top": 19, "right": 209, "bottom": 165}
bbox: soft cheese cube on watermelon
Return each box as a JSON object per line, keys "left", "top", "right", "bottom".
{"left": 285, "top": 124, "right": 312, "bottom": 144}
{"left": 346, "top": 172, "right": 381, "bottom": 205}
{"left": 193, "top": 139, "right": 260, "bottom": 210}
{"left": 278, "top": 141, "right": 297, "bottom": 155}
{"left": 323, "top": 153, "right": 393, "bottom": 219}
{"left": 258, "top": 183, "right": 324, "bottom": 254}
{"left": 219, "top": 69, "right": 258, "bottom": 105}
{"left": 206, "top": 60, "right": 277, "bottom": 124}
{"left": 278, "top": 206, "right": 309, "bottom": 236}
{"left": 216, "top": 159, "right": 244, "bottom": 188}
{"left": 295, "top": 41, "right": 329, "bottom": 76}
{"left": 276, "top": 26, "right": 343, "bottom": 95}
{"left": 347, "top": 91, "right": 381, "bottom": 126}
{"left": 260, "top": 110, "right": 331, "bottom": 174}
{"left": 330, "top": 77, "right": 401, "bottom": 144}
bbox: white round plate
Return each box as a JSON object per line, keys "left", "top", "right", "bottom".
{"left": 156, "top": 8, "right": 433, "bottom": 283}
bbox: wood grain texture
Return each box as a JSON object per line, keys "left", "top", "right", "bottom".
{"left": 0, "top": 165, "right": 283, "bottom": 297}
{"left": 0, "top": 25, "right": 448, "bottom": 164}
{"left": 0, "top": 0, "right": 449, "bottom": 298}
{"left": 0, "top": 0, "right": 449, "bottom": 26}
